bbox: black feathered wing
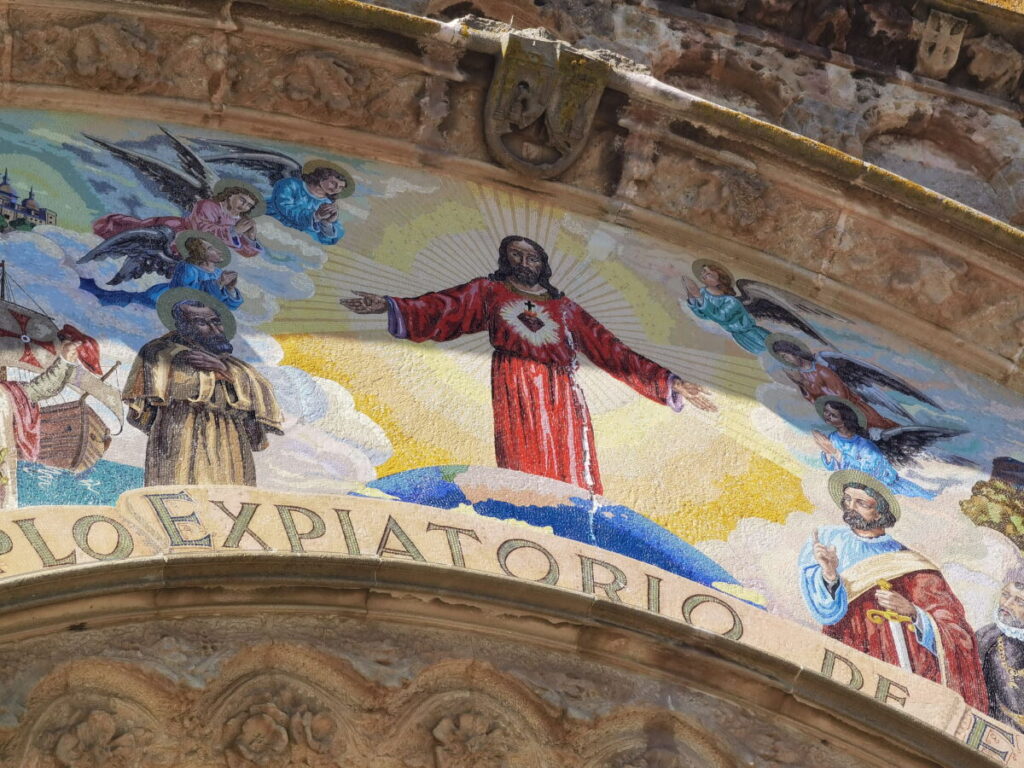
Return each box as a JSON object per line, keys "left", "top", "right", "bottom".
{"left": 735, "top": 279, "right": 835, "bottom": 346}
{"left": 198, "top": 139, "right": 303, "bottom": 186}
{"left": 84, "top": 133, "right": 212, "bottom": 212}
{"left": 818, "top": 351, "right": 944, "bottom": 421}
{"left": 876, "top": 425, "right": 971, "bottom": 467}
{"left": 159, "top": 127, "right": 217, "bottom": 198}
{"left": 77, "top": 226, "right": 179, "bottom": 285}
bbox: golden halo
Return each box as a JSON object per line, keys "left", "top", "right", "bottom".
{"left": 765, "top": 332, "right": 812, "bottom": 368}
{"left": 828, "top": 469, "right": 901, "bottom": 522}
{"left": 300, "top": 160, "right": 355, "bottom": 198}
{"left": 815, "top": 395, "right": 867, "bottom": 432}
{"left": 156, "top": 287, "right": 237, "bottom": 340}
{"left": 173, "top": 230, "right": 232, "bottom": 268}
{"left": 213, "top": 179, "right": 267, "bottom": 218}
{"left": 691, "top": 259, "right": 734, "bottom": 285}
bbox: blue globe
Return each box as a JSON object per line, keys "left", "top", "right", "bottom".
{"left": 361, "top": 465, "right": 741, "bottom": 594}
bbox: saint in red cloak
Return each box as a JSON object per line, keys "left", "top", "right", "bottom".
{"left": 801, "top": 524, "right": 988, "bottom": 711}
{"left": 387, "top": 276, "right": 686, "bottom": 494}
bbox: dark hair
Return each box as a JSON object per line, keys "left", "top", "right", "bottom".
{"left": 171, "top": 299, "right": 213, "bottom": 328}
{"left": 489, "top": 235, "right": 563, "bottom": 299}
{"left": 823, "top": 400, "right": 867, "bottom": 437}
{"left": 843, "top": 482, "right": 896, "bottom": 528}
{"left": 182, "top": 237, "right": 209, "bottom": 265}
{"left": 212, "top": 186, "right": 257, "bottom": 208}
{"left": 301, "top": 166, "right": 347, "bottom": 199}
{"left": 700, "top": 263, "right": 737, "bottom": 296}
{"left": 771, "top": 339, "right": 814, "bottom": 362}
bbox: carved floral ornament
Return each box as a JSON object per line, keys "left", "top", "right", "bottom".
{"left": 50, "top": 709, "right": 152, "bottom": 768}
{"left": 223, "top": 701, "right": 338, "bottom": 768}
{"left": 25, "top": 705, "right": 163, "bottom": 768}
{"left": 432, "top": 711, "right": 514, "bottom": 768}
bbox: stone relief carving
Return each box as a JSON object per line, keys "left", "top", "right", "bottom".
{"left": 417, "top": 38, "right": 466, "bottom": 150}
{"left": 223, "top": 699, "right": 339, "bottom": 768}
{"left": 484, "top": 31, "right": 610, "bottom": 179}
{"left": 681, "top": 156, "right": 768, "bottom": 231}
{"left": 801, "top": 0, "right": 854, "bottom": 52}
{"left": 913, "top": 10, "right": 968, "bottom": 81}
{"left": 432, "top": 712, "right": 513, "bottom": 768}
{"left": 227, "top": 39, "right": 424, "bottom": 137}
{"left": 616, "top": 105, "right": 668, "bottom": 201}
{"left": 12, "top": 14, "right": 214, "bottom": 98}
{"left": 0, "top": 616, "right": 955, "bottom": 768}
{"left": 964, "top": 34, "right": 1024, "bottom": 98}
{"left": 213, "top": 680, "right": 345, "bottom": 768}
{"left": 48, "top": 710, "right": 152, "bottom": 768}
{"left": 21, "top": 700, "right": 175, "bottom": 768}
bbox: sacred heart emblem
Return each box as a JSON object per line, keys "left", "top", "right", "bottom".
{"left": 500, "top": 299, "right": 559, "bottom": 347}
{"left": 518, "top": 311, "right": 545, "bottom": 332}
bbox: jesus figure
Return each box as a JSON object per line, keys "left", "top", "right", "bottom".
{"left": 340, "top": 236, "right": 715, "bottom": 494}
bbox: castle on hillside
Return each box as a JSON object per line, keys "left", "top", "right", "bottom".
{"left": 0, "top": 169, "right": 56, "bottom": 229}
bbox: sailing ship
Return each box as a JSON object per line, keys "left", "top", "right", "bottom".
{"left": 0, "top": 261, "right": 123, "bottom": 473}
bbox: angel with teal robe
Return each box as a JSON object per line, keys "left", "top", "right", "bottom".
{"left": 681, "top": 261, "right": 838, "bottom": 354}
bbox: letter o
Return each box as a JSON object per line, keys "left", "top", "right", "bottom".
{"left": 497, "top": 538, "right": 560, "bottom": 585}
{"left": 681, "top": 593, "right": 744, "bottom": 641}
{"left": 0, "top": 528, "right": 12, "bottom": 557}
{"left": 72, "top": 515, "right": 134, "bottom": 562}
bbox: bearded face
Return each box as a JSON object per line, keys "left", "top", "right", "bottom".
{"left": 506, "top": 240, "right": 544, "bottom": 285}
{"left": 841, "top": 486, "right": 881, "bottom": 530}
{"left": 998, "top": 582, "right": 1024, "bottom": 629}
{"left": 177, "top": 304, "right": 233, "bottom": 355}
{"left": 842, "top": 506, "right": 876, "bottom": 530}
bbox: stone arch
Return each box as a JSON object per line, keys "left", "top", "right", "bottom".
{"left": 382, "top": 659, "right": 564, "bottom": 766}
{"left": 579, "top": 708, "right": 734, "bottom": 768}
{"left": 195, "top": 642, "right": 381, "bottom": 766}
{"left": 861, "top": 105, "right": 1011, "bottom": 220}
{"left": 662, "top": 38, "right": 795, "bottom": 124}
{"left": 14, "top": 660, "right": 182, "bottom": 767}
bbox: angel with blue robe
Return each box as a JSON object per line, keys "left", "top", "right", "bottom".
{"left": 146, "top": 232, "right": 243, "bottom": 310}
{"left": 812, "top": 397, "right": 936, "bottom": 499}
{"left": 267, "top": 162, "right": 353, "bottom": 245}
{"left": 681, "top": 260, "right": 838, "bottom": 354}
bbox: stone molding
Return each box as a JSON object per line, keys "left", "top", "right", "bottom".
{"left": 0, "top": 561, "right": 998, "bottom": 768}
{"left": 0, "top": 486, "right": 1013, "bottom": 767}
{"left": 2, "top": 0, "right": 1024, "bottom": 394}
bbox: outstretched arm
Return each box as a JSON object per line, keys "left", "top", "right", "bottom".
{"left": 340, "top": 291, "right": 387, "bottom": 314}
{"left": 671, "top": 377, "right": 717, "bottom": 412}
{"left": 570, "top": 302, "right": 716, "bottom": 412}
{"left": 341, "top": 279, "right": 489, "bottom": 343}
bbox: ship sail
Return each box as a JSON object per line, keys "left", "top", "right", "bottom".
{"left": 0, "top": 298, "right": 125, "bottom": 429}
{"left": 0, "top": 262, "right": 124, "bottom": 473}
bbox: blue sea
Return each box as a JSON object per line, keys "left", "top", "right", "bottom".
{"left": 16, "top": 459, "right": 143, "bottom": 508}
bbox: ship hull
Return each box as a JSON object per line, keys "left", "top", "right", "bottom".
{"left": 37, "top": 401, "right": 111, "bottom": 474}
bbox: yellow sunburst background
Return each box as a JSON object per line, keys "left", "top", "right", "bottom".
{"left": 271, "top": 179, "right": 811, "bottom": 543}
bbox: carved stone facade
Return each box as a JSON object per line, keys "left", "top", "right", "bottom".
{"left": 0, "top": 610, "right": 941, "bottom": 768}
{"left": 5, "top": 0, "right": 1024, "bottom": 765}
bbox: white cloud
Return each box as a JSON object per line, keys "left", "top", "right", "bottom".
{"left": 696, "top": 471, "right": 1020, "bottom": 630}
{"left": 0, "top": 224, "right": 392, "bottom": 489}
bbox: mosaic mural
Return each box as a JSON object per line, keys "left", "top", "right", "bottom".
{"left": 5, "top": 108, "right": 1024, "bottom": 739}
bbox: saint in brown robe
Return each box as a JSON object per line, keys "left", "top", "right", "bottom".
{"left": 123, "top": 332, "right": 283, "bottom": 486}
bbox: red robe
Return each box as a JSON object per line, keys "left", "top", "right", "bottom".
{"left": 1, "top": 382, "right": 41, "bottom": 461}
{"left": 389, "top": 278, "right": 682, "bottom": 493}
{"left": 825, "top": 567, "right": 989, "bottom": 711}
{"left": 791, "top": 361, "right": 898, "bottom": 430}
{"left": 93, "top": 199, "right": 261, "bottom": 257}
